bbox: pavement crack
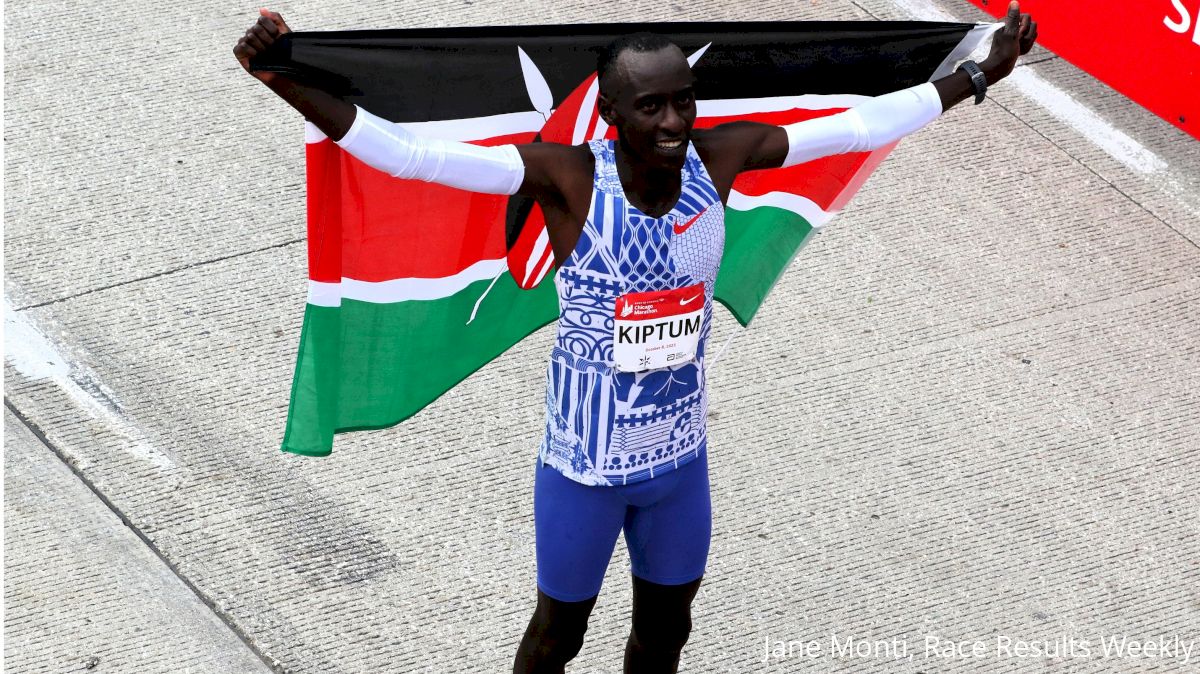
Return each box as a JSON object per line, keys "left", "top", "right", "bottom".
{"left": 3, "top": 398, "right": 286, "bottom": 674}
{"left": 1019, "top": 53, "right": 1060, "bottom": 67}
{"left": 982, "top": 96, "right": 1200, "bottom": 252}
{"left": 849, "top": 1, "right": 881, "bottom": 19}
{"left": 16, "top": 238, "right": 306, "bottom": 312}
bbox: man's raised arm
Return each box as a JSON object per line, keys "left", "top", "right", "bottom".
{"left": 234, "top": 9, "right": 567, "bottom": 200}
{"left": 721, "top": 0, "right": 1037, "bottom": 174}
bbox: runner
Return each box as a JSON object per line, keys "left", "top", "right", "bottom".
{"left": 235, "top": 5, "right": 1036, "bottom": 672}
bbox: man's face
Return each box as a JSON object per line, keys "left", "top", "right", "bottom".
{"left": 598, "top": 45, "right": 697, "bottom": 170}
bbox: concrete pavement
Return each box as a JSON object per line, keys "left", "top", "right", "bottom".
{"left": 5, "top": 0, "right": 1198, "bottom": 671}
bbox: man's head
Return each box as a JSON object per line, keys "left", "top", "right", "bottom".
{"left": 596, "top": 33, "right": 696, "bottom": 169}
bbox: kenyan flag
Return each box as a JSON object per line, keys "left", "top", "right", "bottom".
{"left": 250, "top": 21, "right": 998, "bottom": 455}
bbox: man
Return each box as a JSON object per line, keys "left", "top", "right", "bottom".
{"left": 235, "top": 5, "right": 1037, "bottom": 672}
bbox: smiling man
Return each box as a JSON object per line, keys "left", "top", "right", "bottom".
{"left": 235, "top": 5, "right": 1037, "bottom": 673}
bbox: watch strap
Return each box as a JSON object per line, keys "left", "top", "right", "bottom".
{"left": 957, "top": 59, "right": 988, "bottom": 105}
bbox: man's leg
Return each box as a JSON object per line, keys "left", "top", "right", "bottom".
{"left": 513, "top": 588, "right": 599, "bottom": 674}
{"left": 624, "top": 574, "right": 703, "bottom": 673}
{"left": 619, "top": 451, "right": 712, "bottom": 674}
{"left": 516, "top": 461, "right": 626, "bottom": 673}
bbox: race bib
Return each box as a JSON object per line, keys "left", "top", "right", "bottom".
{"left": 613, "top": 283, "right": 705, "bottom": 373}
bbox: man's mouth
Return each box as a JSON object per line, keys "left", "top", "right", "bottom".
{"left": 655, "top": 138, "right": 684, "bottom": 151}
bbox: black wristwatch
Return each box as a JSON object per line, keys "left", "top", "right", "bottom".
{"left": 957, "top": 59, "right": 988, "bottom": 105}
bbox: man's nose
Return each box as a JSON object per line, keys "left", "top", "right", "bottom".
{"left": 660, "top": 104, "right": 685, "bottom": 135}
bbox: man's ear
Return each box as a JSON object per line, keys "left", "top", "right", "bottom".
{"left": 598, "top": 93, "right": 618, "bottom": 127}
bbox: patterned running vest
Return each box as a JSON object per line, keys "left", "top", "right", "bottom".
{"left": 538, "top": 139, "right": 725, "bottom": 486}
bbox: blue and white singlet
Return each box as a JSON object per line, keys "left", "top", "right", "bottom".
{"left": 538, "top": 139, "right": 725, "bottom": 486}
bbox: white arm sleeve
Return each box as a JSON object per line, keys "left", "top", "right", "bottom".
{"left": 334, "top": 104, "right": 526, "bottom": 195}
{"left": 783, "top": 81, "right": 943, "bottom": 168}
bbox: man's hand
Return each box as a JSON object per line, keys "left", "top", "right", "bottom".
{"left": 233, "top": 8, "right": 291, "bottom": 86}
{"left": 982, "top": 1, "right": 1038, "bottom": 83}
{"left": 232, "top": 8, "right": 357, "bottom": 141}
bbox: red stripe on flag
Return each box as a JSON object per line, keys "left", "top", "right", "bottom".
{"left": 732, "top": 155, "right": 874, "bottom": 210}
{"left": 694, "top": 108, "right": 878, "bottom": 211}
{"left": 827, "top": 140, "right": 896, "bottom": 212}
{"left": 306, "top": 138, "right": 343, "bottom": 283}
{"left": 307, "top": 131, "right": 536, "bottom": 282}
{"left": 309, "top": 100, "right": 898, "bottom": 283}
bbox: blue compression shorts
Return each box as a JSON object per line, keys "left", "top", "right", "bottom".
{"left": 533, "top": 450, "right": 712, "bottom": 602}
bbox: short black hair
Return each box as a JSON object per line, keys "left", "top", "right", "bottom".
{"left": 596, "top": 32, "right": 679, "bottom": 92}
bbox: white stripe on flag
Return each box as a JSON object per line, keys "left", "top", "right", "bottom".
{"left": 306, "top": 96, "right": 880, "bottom": 145}
{"left": 930, "top": 22, "right": 1003, "bottom": 81}
{"left": 303, "top": 113, "right": 547, "bottom": 145}
{"left": 305, "top": 192, "right": 835, "bottom": 307}
{"left": 399, "top": 112, "right": 547, "bottom": 141}
{"left": 697, "top": 94, "right": 870, "bottom": 117}
{"left": 727, "top": 190, "right": 836, "bottom": 229}
{"left": 307, "top": 258, "right": 508, "bottom": 307}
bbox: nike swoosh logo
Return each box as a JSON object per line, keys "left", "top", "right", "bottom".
{"left": 680, "top": 294, "right": 701, "bottom": 306}
{"left": 673, "top": 207, "right": 708, "bottom": 235}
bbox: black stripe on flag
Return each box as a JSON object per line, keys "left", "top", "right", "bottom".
{"left": 250, "top": 21, "right": 975, "bottom": 122}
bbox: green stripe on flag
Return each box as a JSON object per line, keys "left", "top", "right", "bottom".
{"left": 715, "top": 205, "right": 819, "bottom": 326}
{"left": 282, "top": 273, "right": 558, "bottom": 455}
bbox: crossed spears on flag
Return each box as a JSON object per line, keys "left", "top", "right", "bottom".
{"left": 506, "top": 43, "right": 711, "bottom": 289}
{"left": 467, "top": 42, "right": 742, "bottom": 367}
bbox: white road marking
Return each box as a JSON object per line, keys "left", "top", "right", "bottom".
{"left": 4, "top": 297, "right": 177, "bottom": 471}
{"left": 887, "top": 0, "right": 1167, "bottom": 175}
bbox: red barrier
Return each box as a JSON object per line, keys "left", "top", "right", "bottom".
{"left": 962, "top": 0, "right": 1199, "bottom": 141}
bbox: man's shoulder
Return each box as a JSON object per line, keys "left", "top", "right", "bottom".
{"left": 521, "top": 141, "right": 594, "bottom": 172}
{"left": 690, "top": 124, "right": 752, "bottom": 166}
{"left": 514, "top": 141, "right": 596, "bottom": 204}
{"left": 556, "top": 142, "right": 596, "bottom": 184}
{"left": 691, "top": 122, "right": 771, "bottom": 150}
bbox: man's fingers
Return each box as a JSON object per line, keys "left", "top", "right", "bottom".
{"left": 1006, "top": 1, "right": 1020, "bottom": 33}
{"left": 250, "top": 22, "right": 275, "bottom": 46}
{"left": 258, "top": 14, "right": 279, "bottom": 37}
{"left": 269, "top": 13, "right": 290, "bottom": 35}
{"left": 238, "top": 8, "right": 285, "bottom": 74}
{"left": 233, "top": 41, "right": 254, "bottom": 61}
{"left": 234, "top": 40, "right": 257, "bottom": 66}
{"left": 244, "top": 28, "right": 268, "bottom": 52}
{"left": 1023, "top": 21, "right": 1038, "bottom": 52}
{"left": 259, "top": 8, "right": 290, "bottom": 34}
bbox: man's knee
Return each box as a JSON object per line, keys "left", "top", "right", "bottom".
{"left": 630, "top": 613, "right": 692, "bottom": 654}
{"left": 532, "top": 616, "right": 588, "bottom": 661}
{"left": 629, "top": 576, "right": 700, "bottom": 654}
{"left": 515, "top": 590, "right": 596, "bottom": 671}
